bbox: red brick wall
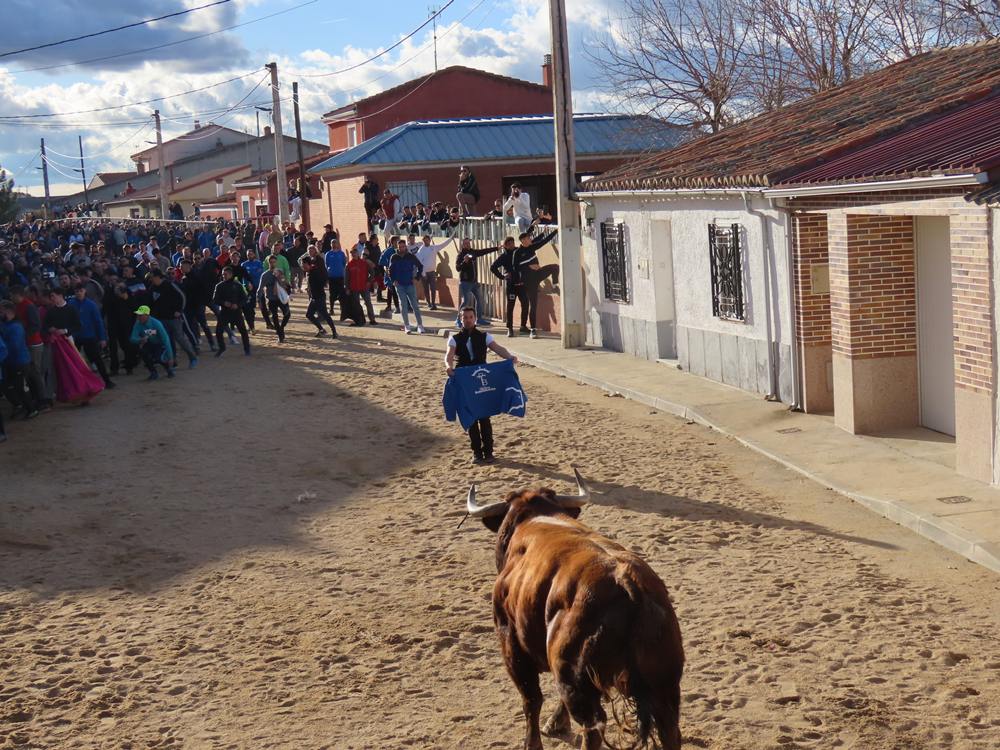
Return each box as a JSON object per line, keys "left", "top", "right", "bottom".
{"left": 793, "top": 213, "right": 831, "bottom": 347}
{"left": 828, "top": 214, "right": 916, "bottom": 359}
{"left": 789, "top": 189, "right": 992, "bottom": 394}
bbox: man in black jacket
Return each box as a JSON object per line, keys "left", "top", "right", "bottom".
{"left": 454, "top": 237, "right": 503, "bottom": 327}
{"left": 490, "top": 229, "right": 558, "bottom": 338}
{"left": 180, "top": 259, "right": 215, "bottom": 352}
{"left": 456, "top": 166, "right": 480, "bottom": 216}
{"left": 212, "top": 266, "right": 251, "bottom": 357}
{"left": 358, "top": 178, "right": 380, "bottom": 225}
{"left": 147, "top": 269, "right": 198, "bottom": 368}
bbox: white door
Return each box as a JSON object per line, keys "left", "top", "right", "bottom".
{"left": 916, "top": 216, "right": 955, "bottom": 436}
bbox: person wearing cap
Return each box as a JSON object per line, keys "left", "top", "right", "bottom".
{"left": 129, "top": 305, "right": 174, "bottom": 380}
{"left": 456, "top": 166, "right": 480, "bottom": 217}
{"left": 320, "top": 224, "right": 338, "bottom": 253}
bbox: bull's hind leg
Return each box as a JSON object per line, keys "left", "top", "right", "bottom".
{"left": 499, "top": 632, "right": 544, "bottom": 750}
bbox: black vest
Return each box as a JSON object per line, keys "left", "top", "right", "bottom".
{"left": 454, "top": 328, "right": 488, "bottom": 367}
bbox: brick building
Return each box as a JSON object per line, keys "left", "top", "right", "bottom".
{"left": 580, "top": 40, "right": 1000, "bottom": 484}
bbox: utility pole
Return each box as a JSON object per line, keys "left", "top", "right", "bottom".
{"left": 39, "top": 138, "right": 51, "bottom": 218}
{"left": 266, "top": 61, "right": 290, "bottom": 226}
{"left": 292, "top": 81, "right": 309, "bottom": 230}
{"left": 78, "top": 135, "right": 90, "bottom": 207}
{"left": 549, "top": 0, "right": 585, "bottom": 348}
{"left": 153, "top": 110, "right": 169, "bottom": 220}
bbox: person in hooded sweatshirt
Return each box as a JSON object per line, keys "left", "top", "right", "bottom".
{"left": 68, "top": 284, "right": 115, "bottom": 389}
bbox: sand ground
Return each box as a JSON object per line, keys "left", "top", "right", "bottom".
{"left": 2, "top": 304, "right": 1000, "bottom": 750}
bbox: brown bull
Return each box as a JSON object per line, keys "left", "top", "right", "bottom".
{"left": 466, "top": 469, "right": 684, "bottom": 750}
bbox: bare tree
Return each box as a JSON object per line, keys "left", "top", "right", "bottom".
{"left": 590, "top": 0, "right": 752, "bottom": 133}
{"left": 943, "top": 0, "right": 1000, "bottom": 39}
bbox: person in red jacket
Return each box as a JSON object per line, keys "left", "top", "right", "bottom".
{"left": 345, "top": 247, "right": 377, "bottom": 326}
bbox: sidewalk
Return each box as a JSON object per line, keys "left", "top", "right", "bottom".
{"left": 404, "top": 309, "right": 1000, "bottom": 574}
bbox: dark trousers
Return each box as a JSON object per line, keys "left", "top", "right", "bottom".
{"left": 327, "top": 277, "right": 346, "bottom": 317}
{"left": 140, "top": 341, "right": 169, "bottom": 373}
{"left": 186, "top": 307, "right": 215, "bottom": 348}
{"left": 3, "top": 364, "right": 38, "bottom": 412}
{"left": 108, "top": 327, "right": 139, "bottom": 374}
{"left": 267, "top": 299, "right": 291, "bottom": 341}
{"left": 505, "top": 283, "right": 534, "bottom": 330}
{"left": 306, "top": 298, "right": 337, "bottom": 333}
{"left": 469, "top": 418, "right": 493, "bottom": 457}
{"left": 216, "top": 309, "right": 250, "bottom": 353}
{"left": 78, "top": 339, "right": 113, "bottom": 384}
{"left": 383, "top": 284, "right": 399, "bottom": 311}
{"left": 242, "top": 297, "right": 257, "bottom": 332}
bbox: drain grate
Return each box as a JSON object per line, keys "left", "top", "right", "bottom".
{"left": 776, "top": 427, "right": 802, "bottom": 435}
{"left": 937, "top": 495, "right": 973, "bottom": 505}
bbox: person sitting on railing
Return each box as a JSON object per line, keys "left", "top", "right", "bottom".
{"left": 456, "top": 165, "right": 480, "bottom": 216}
{"left": 429, "top": 202, "right": 447, "bottom": 224}
{"left": 531, "top": 205, "right": 554, "bottom": 228}
{"left": 438, "top": 207, "right": 462, "bottom": 236}
{"left": 503, "top": 182, "right": 533, "bottom": 234}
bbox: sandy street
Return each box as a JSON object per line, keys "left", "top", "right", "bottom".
{"left": 2, "top": 306, "right": 1000, "bottom": 750}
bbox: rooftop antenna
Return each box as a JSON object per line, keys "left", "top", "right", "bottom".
{"left": 429, "top": 5, "right": 439, "bottom": 71}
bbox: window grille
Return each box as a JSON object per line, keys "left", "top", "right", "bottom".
{"left": 601, "top": 221, "right": 629, "bottom": 303}
{"left": 709, "top": 223, "right": 744, "bottom": 321}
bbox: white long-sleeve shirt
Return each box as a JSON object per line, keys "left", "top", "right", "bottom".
{"left": 414, "top": 238, "right": 452, "bottom": 274}
{"left": 503, "top": 192, "right": 532, "bottom": 222}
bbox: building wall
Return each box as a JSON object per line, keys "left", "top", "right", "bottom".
{"left": 792, "top": 213, "right": 833, "bottom": 412}
{"left": 324, "top": 68, "right": 553, "bottom": 149}
{"left": 582, "top": 194, "right": 794, "bottom": 400}
{"left": 137, "top": 126, "right": 253, "bottom": 172}
{"left": 787, "top": 189, "right": 993, "bottom": 483}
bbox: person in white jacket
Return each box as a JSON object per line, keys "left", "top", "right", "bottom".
{"left": 414, "top": 235, "right": 455, "bottom": 311}
{"left": 502, "top": 182, "right": 532, "bottom": 234}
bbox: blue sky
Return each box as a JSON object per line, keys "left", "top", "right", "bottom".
{"left": 0, "top": 0, "right": 618, "bottom": 196}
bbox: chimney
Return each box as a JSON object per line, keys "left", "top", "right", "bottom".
{"left": 194, "top": 119, "right": 201, "bottom": 130}
{"left": 542, "top": 54, "right": 553, "bottom": 88}
{"left": 264, "top": 125, "right": 272, "bottom": 137}
{"left": 216, "top": 178, "right": 224, "bottom": 198}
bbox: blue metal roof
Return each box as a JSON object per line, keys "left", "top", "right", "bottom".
{"left": 309, "top": 114, "right": 684, "bottom": 174}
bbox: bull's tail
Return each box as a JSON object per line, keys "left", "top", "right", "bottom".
{"left": 608, "top": 590, "right": 684, "bottom": 750}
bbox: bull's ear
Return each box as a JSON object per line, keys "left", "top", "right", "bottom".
{"left": 481, "top": 508, "right": 509, "bottom": 533}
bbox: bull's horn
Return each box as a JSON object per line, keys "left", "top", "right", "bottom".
{"left": 552, "top": 467, "right": 591, "bottom": 508}
{"left": 466, "top": 484, "right": 507, "bottom": 518}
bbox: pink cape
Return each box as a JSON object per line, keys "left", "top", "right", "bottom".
{"left": 50, "top": 335, "right": 104, "bottom": 404}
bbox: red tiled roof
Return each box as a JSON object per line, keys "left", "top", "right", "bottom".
{"left": 321, "top": 66, "right": 548, "bottom": 120}
{"left": 588, "top": 40, "right": 1000, "bottom": 191}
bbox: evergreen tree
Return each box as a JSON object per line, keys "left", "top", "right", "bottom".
{"left": 0, "top": 168, "right": 17, "bottom": 223}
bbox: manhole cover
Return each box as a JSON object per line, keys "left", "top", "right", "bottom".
{"left": 776, "top": 427, "right": 802, "bottom": 434}
{"left": 937, "top": 495, "right": 973, "bottom": 505}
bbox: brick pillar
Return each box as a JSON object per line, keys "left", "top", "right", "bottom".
{"left": 793, "top": 213, "right": 833, "bottom": 412}
{"left": 829, "top": 214, "right": 918, "bottom": 434}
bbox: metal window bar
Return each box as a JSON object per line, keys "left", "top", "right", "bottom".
{"left": 601, "top": 221, "right": 629, "bottom": 303}
{"left": 709, "top": 223, "right": 745, "bottom": 321}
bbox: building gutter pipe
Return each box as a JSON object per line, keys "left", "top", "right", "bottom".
{"left": 743, "top": 190, "right": 779, "bottom": 401}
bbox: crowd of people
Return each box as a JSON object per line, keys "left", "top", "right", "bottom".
{"left": 0, "top": 195, "right": 559, "bottom": 444}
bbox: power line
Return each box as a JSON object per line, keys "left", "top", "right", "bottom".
{"left": 0, "top": 69, "right": 262, "bottom": 120}
{"left": 15, "top": 0, "right": 319, "bottom": 74}
{"left": 299, "top": 0, "right": 457, "bottom": 78}
{"left": 41, "top": 155, "right": 85, "bottom": 182}
{"left": 0, "top": 0, "right": 232, "bottom": 59}
{"left": 42, "top": 121, "right": 153, "bottom": 159}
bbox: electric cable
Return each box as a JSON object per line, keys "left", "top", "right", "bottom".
{"left": 15, "top": 0, "right": 319, "bottom": 74}
{"left": 0, "top": 0, "right": 232, "bottom": 59}
{"left": 299, "top": 1, "right": 456, "bottom": 78}
{"left": 42, "top": 120, "right": 154, "bottom": 159}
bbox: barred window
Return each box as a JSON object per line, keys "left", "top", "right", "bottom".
{"left": 601, "top": 221, "right": 629, "bottom": 303}
{"left": 709, "top": 223, "right": 745, "bottom": 321}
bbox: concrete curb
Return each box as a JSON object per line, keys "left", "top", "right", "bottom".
{"left": 512, "top": 349, "right": 1000, "bottom": 575}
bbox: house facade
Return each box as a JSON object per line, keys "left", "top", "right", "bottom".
{"left": 580, "top": 40, "right": 1000, "bottom": 484}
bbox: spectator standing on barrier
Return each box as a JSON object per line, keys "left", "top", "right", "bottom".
{"left": 491, "top": 229, "right": 558, "bottom": 339}
{"left": 456, "top": 166, "right": 480, "bottom": 216}
{"left": 359, "top": 177, "right": 380, "bottom": 226}
{"left": 455, "top": 237, "right": 502, "bottom": 327}
{"left": 503, "top": 182, "right": 533, "bottom": 234}
{"left": 388, "top": 238, "right": 426, "bottom": 335}
{"left": 414, "top": 235, "right": 454, "bottom": 311}
{"left": 380, "top": 188, "right": 401, "bottom": 239}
